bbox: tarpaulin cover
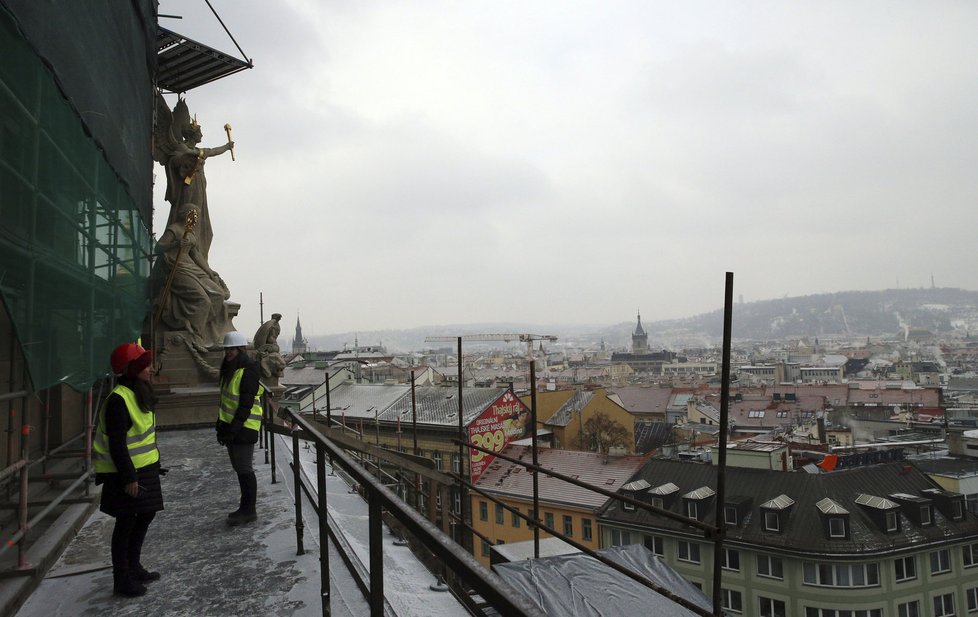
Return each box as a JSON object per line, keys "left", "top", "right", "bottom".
{"left": 0, "top": 2, "right": 155, "bottom": 391}
{"left": 494, "top": 543, "right": 720, "bottom": 617}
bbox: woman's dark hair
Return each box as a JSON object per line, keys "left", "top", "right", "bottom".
{"left": 118, "top": 376, "right": 157, "bottom": 413}
{"left": 219, "top": 350, "right": 249, "bottom": 386}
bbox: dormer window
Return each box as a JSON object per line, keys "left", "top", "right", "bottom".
{"left": 760, "top": 494, "right": 795, "bottom": 534}
{"left": 648, "top": 482, "right": 679, "bottom": 511}
{"left": 890, "top": 493, "right": 934, "bottom": 528}
{"left": 856, "top": 494, "right": 901, "bottom": 534}
{"left": 829, "top": 517, "right": 846, "bottom": 538}
{"left": 922, "top": 487, "right": 966, "bottom": 521}
{"left": 682, "top": 486, "right": 716, "bottom": 523}
{"left": 619, "top": 479, "right": 650, "bottom": 513}
{"left": 816, "top": 497, "right": 850, "bottom": 540}
{"left": 724, "top": 506, "right": 738, "bottom": 526}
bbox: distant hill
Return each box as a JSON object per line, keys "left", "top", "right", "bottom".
{"left": 646, "top": 287, "right": 978, "bottom": 343}
{"left": 297, "top": 288, "right": 978, "bottom": 353}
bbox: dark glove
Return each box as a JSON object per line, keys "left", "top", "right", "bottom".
{"left": 216, "top": 420, "right": 228, "bottom": 446}
{"left": 159, "top": 467, "right": 170, "bottom": 476}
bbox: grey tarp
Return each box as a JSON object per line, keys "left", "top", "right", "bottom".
{"left": 493, "top": 543, "right": 720, "bottom": 617}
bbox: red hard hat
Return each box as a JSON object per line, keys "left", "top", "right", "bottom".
{"left": 110, "top": 343, "right": 148, "bottom": 374}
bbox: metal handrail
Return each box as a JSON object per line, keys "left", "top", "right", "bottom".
{"left": 281, "top": 407, "right": 547, "bottom": 617}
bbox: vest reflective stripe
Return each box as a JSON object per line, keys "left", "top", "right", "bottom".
{"left": 218, "top": 368, "right": 264, "bottom": 431}
{"left": 93, "top": 386, "right": 159, "bottom": 473}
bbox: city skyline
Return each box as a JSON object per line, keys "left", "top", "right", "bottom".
{"left": 157, "top": 0, "right": 978, "bottom": 336}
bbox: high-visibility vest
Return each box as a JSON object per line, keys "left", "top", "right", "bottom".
{"left": 93, "top": 386, "right": 159, "bottom": 473}
{"left": 218, "top": 368, "right": 264, "bottom": 431}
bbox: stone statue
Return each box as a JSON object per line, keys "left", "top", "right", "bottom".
{"left": 254, "top": 313, "right": 285, "bottom": 378}
{"left": 153, "top": 203, "right": 230, "bottom": 352}
{"left": 152, "top": 92, "right": 234, "bottom": 260}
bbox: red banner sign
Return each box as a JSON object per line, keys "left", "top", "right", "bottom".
{"left": 469, "top": 390, "right": 529, "bottom": 482}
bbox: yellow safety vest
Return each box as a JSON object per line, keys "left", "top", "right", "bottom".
{"left": 218, "top": 368, "right": 264, "bottom": 431}
{"left": 93, "top": 386, "right": 159, "bottom": 473}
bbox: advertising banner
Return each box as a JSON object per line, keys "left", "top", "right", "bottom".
{"left": 469, "top": 390, "right": 530, "bottom": 482}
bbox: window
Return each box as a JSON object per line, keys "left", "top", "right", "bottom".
{"left": 968, "top": 587, "right": 978, "bottom": 613}
{"left": 721, "top": 589, "right": 742, "bottom": 614}
{"left": 953, "top": 500, "right": 964, "bottom": 520}
{"left": 582, "top": 518, "right": 592, "bottom": 541}
{"left": 965, "top": 543, "right": 978, "bottom": 568}
{"left": 452, "top": 453, "right": 461, "bottom": 474}
{"left": 480, "top": 540, "right": 490, "bottom": 557}
{"left": 828, "top": 517, "right": 846, "bottom": 538}
{"left": 644, "top": 534, "right": 663, "bottom": 556}
{"left": 432, "top": 451, "right": 443, "bottom": 470}
{"left": 623, "top": 499, "right": 635, "bottom": 511}
{"left": 886, "top": 511, "right": 898, "bottom": 532}
{"left": 479, "top": 501, "right": 488, "bottom": 522}
{"left": 930, "top": 548, "right": 951, "bottom": 575}
{"left": 920, "top": 505, "right": 932, "bottom": 526}
{"left": 495, "top": 504, "right": 504, "bottom": 524}
{"left": 934, "top": 592, "right": 955, "bottom": 617}
{"left": 897, "top": 600, "right": 920, "bottom": 617}
{"left": 894, "top": 555, "right": 917, "bottom": 582}
{"left": 803, "top": 562, "right": 880, "bottom": 588}
{"left": 651, "top": 496, "right": 664, "bottom": 509}
{"left": 677, "top": 540, "right": 701, "bottom": 564}
{"left": 563, "top": 515, "right": 573, "bottom": 537}
{"left": 544, "top": 512, "right": 554, "bottom": 529}
{"left": 610, "top": 528, "right": 631, "bottom": 546}
{"left": 511, "top": 508, "right": 520, "bottom": 528}
{"left": 686, "top": 501, "right": 698, "bottom": 520}
{"left": 805, "top": 610, "right": 882, "bottom": 617}
{"left": 757, "top": 554, "right": 784, "bottom": 580}
{"left": 764, "top": 511, "right": 780, "bottom": 532}
{"left": 724, "top": 506, "right": 738, "bottom": 526}
{"left": 453, "top": 489, "right": 461, "bottom": 514}
{"left": 759, "top": 597, "right": 786, "bottom": 617}
{"left": 722, "top": 548, "right": 740, "bottom": 571}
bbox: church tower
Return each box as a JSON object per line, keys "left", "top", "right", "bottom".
{"left": 292, "top": 315, "right": 308, "bottom": 355}
{"left": 631, "top": 311, "right": 648, "bottom": 354}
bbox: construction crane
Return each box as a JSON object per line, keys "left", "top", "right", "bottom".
{"left": 424, "top": 333, "right": 558, "bottom": 359}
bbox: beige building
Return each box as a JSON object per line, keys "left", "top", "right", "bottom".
{"left": 470, "top": 445, "right": 648, "bottom": 567}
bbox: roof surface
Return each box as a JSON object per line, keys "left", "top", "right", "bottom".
{"left": 475, "top": 445, "right": 648, "bottom": 510}
{"left": 603, "top": 458, "right": 978, "bottom": 555}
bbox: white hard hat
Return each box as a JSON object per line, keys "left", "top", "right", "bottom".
{"left": 222, "top": 331, "right": 248, "bottom": 348}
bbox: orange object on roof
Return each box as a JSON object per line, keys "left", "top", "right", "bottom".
{"left": 817, "top": 454, "right": 838, "bottom": 471}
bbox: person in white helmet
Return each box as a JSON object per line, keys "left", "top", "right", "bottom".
{"left": 215, "top": 331, "right": 264, "bottom": 525}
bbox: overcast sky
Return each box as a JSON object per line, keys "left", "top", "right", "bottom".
{"left": 155, "top": 0, "right": 978, "bottom": 338}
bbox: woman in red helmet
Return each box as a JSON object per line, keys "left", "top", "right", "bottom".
{"left": 93, "top": 343, "right": 164, "bottom": 598}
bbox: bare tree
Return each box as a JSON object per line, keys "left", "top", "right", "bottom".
{"left": 577, "top": 411, "right": 630, "bottom": 453}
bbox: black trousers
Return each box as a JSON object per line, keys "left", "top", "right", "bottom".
{"left": 111, "top": 512, "right": 156, "bottom": 577}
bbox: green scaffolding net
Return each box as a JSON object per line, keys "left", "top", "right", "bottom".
{"left": 0, "top": 7, "right": 152, "bottom": 392}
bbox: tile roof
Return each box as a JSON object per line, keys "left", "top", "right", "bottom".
{"left": 608, "top": 386, "right": 673, "bottom": 416}
{"left": 474, "top": 445, "right": 649, "bottom": 510}
{"left": 602, "top": 459, "right": 978, "bottom": 555}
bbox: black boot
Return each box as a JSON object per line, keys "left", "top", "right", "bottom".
{"left": 113, "top": 574, "right": 147, "bottom": 598}
{"left": 228, "top": 473, "right": 257, "bottom": 526}
{"left": 226, "top": 473, "right": 249, "bottom": 521}
{"left": 128, "top": 513, "right": 159, "bottom": 583}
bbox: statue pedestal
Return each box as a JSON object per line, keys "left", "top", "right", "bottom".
{"left": 155, "top": 387, "right": 221, "bottom": 428}
{"left": 153, "top": 331, "right": 223, "bottom": 390}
